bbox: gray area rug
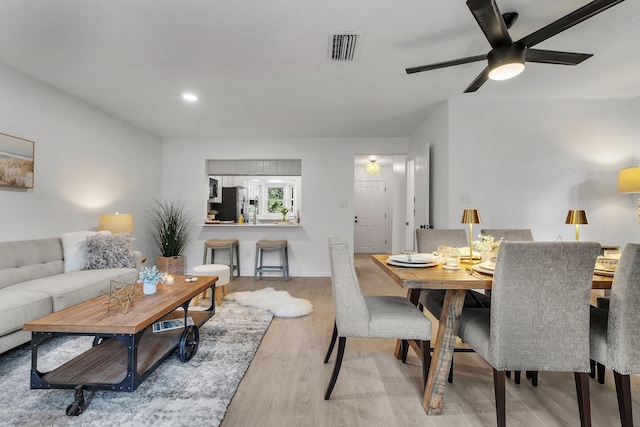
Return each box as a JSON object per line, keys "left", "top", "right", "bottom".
{"left": 0, "top": 301, "right": 272, "bottom": 427}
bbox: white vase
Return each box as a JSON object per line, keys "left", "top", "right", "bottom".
{"left": 143, "top": 281, "right": 158, "bottom": 295}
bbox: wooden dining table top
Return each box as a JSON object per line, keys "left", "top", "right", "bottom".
{"left": 371, "top": 254, "right": 614, "bottom": 290}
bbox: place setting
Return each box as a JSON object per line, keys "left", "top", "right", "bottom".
{"left": 386, "top": 250, "right": 440, "bottom": 268}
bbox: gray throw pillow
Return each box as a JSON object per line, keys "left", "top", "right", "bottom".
{"left": 81, "top": 233, "right": 134, "bottom": 270}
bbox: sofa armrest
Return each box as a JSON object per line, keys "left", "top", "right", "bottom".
{"left": 132, "top": 251, "right": 143, "bottom": 271}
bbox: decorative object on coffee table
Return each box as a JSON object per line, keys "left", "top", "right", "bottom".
{"left": 147, "top": 197, "right": 196, "bottom": 275}
{"left": 103, "top": 279, "right": 142, "bottom": 313}
{"left": 139, "top": 266, "right": 164, "bottom": 295}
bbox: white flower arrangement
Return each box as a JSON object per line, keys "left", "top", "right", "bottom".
{"left": 473, "top": 234, "right": 503, "bottom": 253}
{"left": 139, "top": 266, "right": 164, "bottom": 284}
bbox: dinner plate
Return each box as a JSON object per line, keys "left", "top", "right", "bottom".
{"left": 472, "top": 263, "right": 495, "bottom": 276}
{"left": 387, "top": 260, "right": 438, "bottom": 268}
{"left": 388, "top": 253, "right": 437, "bottom": 264}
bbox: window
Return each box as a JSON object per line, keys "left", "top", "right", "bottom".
{"left": 267, "top": 186, "right": 285, "bottom": 213}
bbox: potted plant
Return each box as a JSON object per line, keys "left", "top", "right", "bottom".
{"left": 147, "top": 197, "right": 195, "bottom": 275}
{"left": 139, "top": 266, "right": 164, "bottom": 295}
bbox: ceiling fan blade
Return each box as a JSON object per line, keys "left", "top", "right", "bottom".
{"left": 466, "top": 0, "right": 512, "bottom": 48}
{"left": 464, "top": 67, "right": 491, "bottom": 93}
{"left": 518, "top": 0, "right": 625, "bottom": 48}
{"left": 406, "top": 54, "right": 487, "bottom": 74}
{"left": 525, "top": 49, "right": 593, "bottom": 65}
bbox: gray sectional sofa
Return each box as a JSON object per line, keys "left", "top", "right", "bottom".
{"left": 0, "top": 237, "right": 142, "bottom": 355}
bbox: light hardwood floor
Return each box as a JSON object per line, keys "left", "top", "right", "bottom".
{"left": 220, "top": 254, "right": 638, "bottom": 426}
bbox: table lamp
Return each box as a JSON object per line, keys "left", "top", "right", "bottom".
{"left": 618, "top": 166, "right": 640, "bottom": 223}
{"left": 565, "top": 210, "right": 588, "bottom": 241}
{"left": 98, "top": 212, "right": 134, "bottom": 234}
{"left": 461, "top": 209, "right": 481, "bottom": 262}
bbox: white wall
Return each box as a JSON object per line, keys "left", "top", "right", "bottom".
{"left": 0, "top": 62, "right": 163, "bottom": 257}
{"left": 162, "top": 138, "right": 408, "bottom": 276}
{"left": 409, "top": 101, "right": 449, "bottom": 228}
{"left": 444, "top": 98, "right": 636, "bottom": 246}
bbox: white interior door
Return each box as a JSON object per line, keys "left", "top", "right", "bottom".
{"left": 354, "top": 181, "right": 387, "bottom": 253}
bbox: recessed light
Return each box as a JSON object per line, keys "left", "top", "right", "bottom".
{"left": 182, "top": 93, "right": 198, "bottom": 102}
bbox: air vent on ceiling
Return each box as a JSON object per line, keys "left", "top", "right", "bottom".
{"left": 329, "top": 33, "right": 362, "bottom": 62}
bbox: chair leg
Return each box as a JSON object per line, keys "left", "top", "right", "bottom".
{"left": 597, "top": 363, "right": 605, "bottom": 385}
{"left": 235, "top": 243, "right": 240, "bottom": 279}
{"left": 526, "top": 370, "right": 538, "bottom": 387}
{"left": 421, "top": 340, "right": 431, "bottom": 389}
{"left": 400, "top": 340, "right": 409, "bottom": 363}
{"left": 215, "top": 286, "right": 223, "bottom": 306}
{"left": 448, "top": 358, "right": 454, "bottom": 384}
{"left": 590, "top": 359, "right": 596, "bottom": 378}
{"left": 324, "top": 336, "right": 346, "bottom": 400}
{"left": 254, "top": 247, "right": 260, "bottom": 281}
{"left": 514, "top": 371, "right": 521, "bottom": 384}
{"left": 613, "top": 371, "right": 633, "bottom": 427}
{"left": 493, "top": 368, "right": 507, "bottom": 427}
{"left": 575, "top": 372, "right": 592, "bottom": 427}
{"left": 324, "top": 322, "right": 338, "bottom": 363}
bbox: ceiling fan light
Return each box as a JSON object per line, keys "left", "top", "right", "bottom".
{"left": 487, "top": 44, "right": 526, "bottom": 81}
{"left": 489, "top": 62, "right": 525, "bottom": 80}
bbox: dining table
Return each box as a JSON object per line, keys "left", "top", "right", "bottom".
{"left": 371, "top": 253, "right": 614, "bottom": 416}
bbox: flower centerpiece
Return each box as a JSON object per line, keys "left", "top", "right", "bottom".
{"left": 139, "top": 266, "right": 164, "bottom": 295}
{"left": 473, "top": 235, "right": 503, "bottom": 261}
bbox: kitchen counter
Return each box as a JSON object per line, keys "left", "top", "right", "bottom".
{"left": 203, "top": 221, "right": 301, "bottom": 227}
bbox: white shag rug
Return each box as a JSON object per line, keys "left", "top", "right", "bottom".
{"left": 225, "top": 287, "right": 313, "bottom": 317}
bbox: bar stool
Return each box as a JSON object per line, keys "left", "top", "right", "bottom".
{"left": 254, "top": 239, "right": 289, "bottom": 281}
{"left": 192, "top": 264, "right": 230, "bottom": 306}
{"left": 203, "top": 239, "right": 239, "bottom": 279}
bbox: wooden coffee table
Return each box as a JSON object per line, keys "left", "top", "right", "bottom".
{"left": 23, "top": 275, "right": 217, "bottom": 415}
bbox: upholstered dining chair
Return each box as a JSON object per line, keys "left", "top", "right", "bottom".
{"left": 456, "top": 241, "right": 600, "bottom": 427}
{"left": 480, "top": 228, "right": 534, "bottom": 242}
{"left": 589, "top": 243, "right": 640, "bottom": 427}
{"left": 481, "top": 228, "right": 535, "bottom": 385}
{"left": 323, "top": 237, "right": 432, "bottom": 400}
{"left": 416, "top": 228, "right": 491, "bottom": 383}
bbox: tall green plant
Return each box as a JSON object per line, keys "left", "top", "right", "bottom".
{"left": 148, "top": 198, "right": 194, "bottom": 257}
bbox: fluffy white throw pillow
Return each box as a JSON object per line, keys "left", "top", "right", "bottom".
{"left": 61, "top": 230, "right": 111, "bottom": 272}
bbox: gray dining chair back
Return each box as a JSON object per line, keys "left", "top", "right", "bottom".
{"left": 480, "top": 228, "right": 534, "bottom": 242}
{"left": 416, "top": 228, "right": 467, "bottom": 253}
{"left": 589, "top": 243, "right": 640, "bottom": 426}
{"left": 457, "top": 241, "right": 600, "bottom": 427}
{"left": 324, "top": 237, "right": 432, "bottom": 400}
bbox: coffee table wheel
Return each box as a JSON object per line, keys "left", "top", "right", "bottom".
{"left": 178, "top": 325, "right": 199, "bottom": 362}
{"left": 66, "top": 385, "right": 85, "bottom": 416}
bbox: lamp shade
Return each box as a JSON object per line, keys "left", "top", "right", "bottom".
{"left": 365, "top": 160, "right": 380, "bottom": 174}
{"left": 565, "top": 210, "right": 589, "bottom": 225}
{"left": 618, "top": 166, "right": 640, "bottom": 193}
{"left": 99, "top": 213, "right": 134, "bottom": 234}
{"left": 461, "top": 209, "right": 481, "bottom": 224}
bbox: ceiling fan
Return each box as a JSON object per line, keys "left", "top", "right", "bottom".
{"left": 406, "top": 0, "right": 625, "bottom": 93}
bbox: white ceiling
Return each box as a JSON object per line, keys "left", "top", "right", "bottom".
{"left": 0, "top": 0, "right": 638, "bottom": 139}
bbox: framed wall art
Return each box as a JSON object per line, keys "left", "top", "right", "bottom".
{"left": 0, "top": 132, "right": 34, "bottom": 189}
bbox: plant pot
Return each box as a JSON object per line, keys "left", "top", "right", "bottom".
{"left": 143, "top": 281, "right": 158, "bottom": 295}
{"left": 156, "top": 255, "right": 184, "bottom": 276}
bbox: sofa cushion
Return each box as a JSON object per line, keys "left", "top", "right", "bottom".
{"left": 0, "top": 238, "right": 64, "bottom": 290}
{"left": 0, "top": 288, "right": 52, "bottom": 336}
{"left": 81, "top": 233, "right": 134, "bottom": 270}
{"left": 13, "top": 268, "right": 139, "bottom": 312}
{"left": 61, "top": 230, "right": 111, "bottom": 272}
